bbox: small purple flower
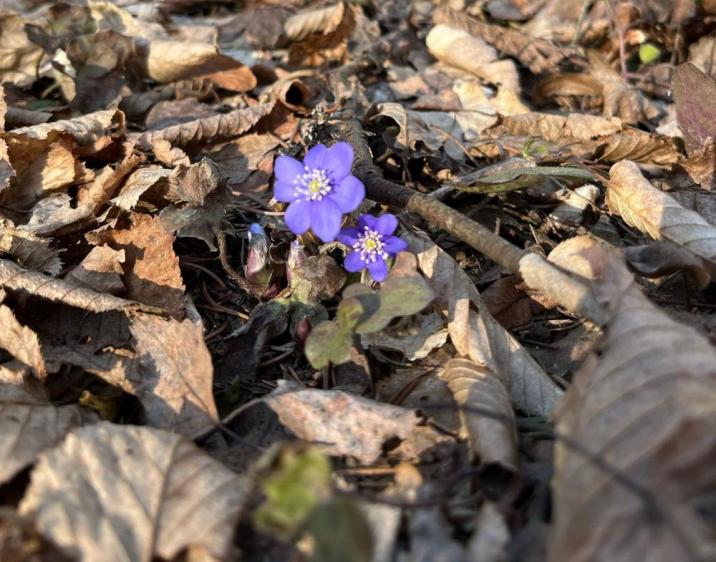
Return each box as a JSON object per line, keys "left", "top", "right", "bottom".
{"left": 273, "top": 142, "right": 365, "bottom": 242}
{"left": 338, "top": 213, "right": 408, "bottom": 282}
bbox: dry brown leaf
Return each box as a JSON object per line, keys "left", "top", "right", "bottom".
{"left": 0, "top": 13, "right": 44, "bottom": 87}
{"left": 111, "top": 165, "right": 171, "bottom": 211}
{"left": 672, "top": 62, "right": 716, "bottom": 155}
{"left": 547, "top": 236, "right": 716, "bottom": 562}
{"left": 265, "top": 382, "right": 445, "bottom": 464}
{"left": 132, "top": 102, "right": 274, "bottom": 149}
{"left": 426, "top": 25, "right": 520, "bottom": 92}
{"left": 433, "top": 7, "right": 584, "bottom": 75}
{"left": 129, "top": 313, "right": 219, "bottom": 436}
{"left": 549, "top": 184, "right": 600, "bottom": 227}
{"left": 0, "top": 301, "right": 45, "bottom": 378}
{"left": 0, "top": 258, "right": 152, "bottom": 314}
{"left": 0, "top": 507, "right": 69, "bottom": 562}
{"left": 76, "top": 148, "right": 142, "bottom": 214}
{"left": 405, "top": 232, "right": 562, "bottom": 416}
{"left": 441, "top": 358, "right": 518, "bottom": 479}
{"left": 165, "top": 158, "right": 221, "bottom": 205}
{"left": 488, "top": 112, "right": 623, "bottom": 142}
{"left": 285, "top": 2, "right": 355, "bottom": 65}
{"left": 151, "top": 139, "right": 190, "bottom": 167}
{"left": 624, "top": 241, "right": 711, "bottom": 287}
{"left": 481, "top": 275, "right": 534, "bottom": 330}
{"left": 208, "top": 133, "right": 279, "bottom": 187}
{"left": 98, "top": 214, "right": 186, "bottom": 317}
{"left": 360, "top": 312, "right": 448, "bottom": 361}
{"left": 7, "top": 109, "right": 124, "bottom": 146}
{"left": 20, "top": 423, "right": 247, "bottom": 562}
{"left": 608, "top": 160, "right": 716, "bottom": 284}
{"left": 593, "top": 128, "right": 681, "bottom": 166}
{"left": 65, "top": 245, "right": 125, "bottom": 294}
{"left": 1, "top": 363, "right": 96, "bottom": 485}
{"left": 0, "top": 226, "right": 62, "bottom": 275}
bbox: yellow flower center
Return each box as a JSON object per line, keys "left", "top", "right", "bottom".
{"left": 308, "top": 179, "right": 322, "bottom": 193}
{"left": 364, "top": 238, "right": 377, "bottom": 250}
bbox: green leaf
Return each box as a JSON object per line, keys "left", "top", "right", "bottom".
{"left": 306, "top": 496, "right": 373, "bottom": 562}
{"left": 447, "top": 158, "right": 594, "bottom": 194}
{"left": 254, "top": 446, "right": 332, "bottom": 539}
{"left": 304, "top": 320, "right": 354, "bottom": 369}
{"left": 638, "top": 43, "right": 661, "bottom": 65}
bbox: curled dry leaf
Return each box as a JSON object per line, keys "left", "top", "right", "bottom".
{"left": 593, "top": 128, "right": 681, "bottom": 166}
{"left": 20, "top": 423, "right": 248, "bottom": 562}
{"left": 7, "top": 109, "right": 124, "bottom": 146}
{"left": 608, "top": 160, "right": 716, "bottom": 285}
{"left": 0, "top": 13, "right": 44, "bottom": 86}
{"left": 0, "top": 226, "right": 62, "bottom": 275}
{"left": 65, "top": 245, "right": 125, "bottom": 295}
{"left": 440, "top": 358, "right": 518, "bottom": 483}
{"left": 0, "top": 302, "right": 45, "bottom": 378}
{"left": 0, "top": 258, "right": 153, "bottom": 314}
{"left": 405, "top": 232, "right": 562, "bottom": 416}
{"left": 549, "top": 184, "right": 600, "bottom": 227}
{"left": 264, "top": 382, "right": 445, "bottom": 465}
{"left": 624, "top": 241, "right": 711, "bottom": 287}
{"left": 132, "top": 102, "right": 274, "bottom": 149}
{"left": 487, "top": 112, "right": 623, "bottom": 142}
{"left": 0, "top": 362, "right": 96, "bottom": 485}
{"left": 426, "top": 25, "right": 520, "bottom": 92}
{"left": 672, "top": 62, "right": 716, "bottom": 155}
{"left": 547, "top": 236, "right": 716, "bottom": 562}
{"left": 129, "top": 313, "right": 219, "bottom": 436}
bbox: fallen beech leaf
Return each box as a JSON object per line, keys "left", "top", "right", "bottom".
{"left": 441, "top": 358, "right": 518, "bottom": 489}
{"left": 481, "top": 275, "right": 534, "bottom": 329}
{"left": 0, "top": 226, "right": 62, "bottom": 275}
{"left": 487, "top": 112, "right": 623, "bottom": 142}
{"left": 0, "top": 508, "right": 69, "bottom": 562}
{"left": 98, "top": 214, "right": 186, "bottom": 317}
{"left": 284, "top": 2, "right": 355, "bottom": 65}
{"left": 593, "top": 128, "right": 681, "bottom": 166}
{"left": 20, "top": 423, "right": 247, "bottom": 562}
{"left": 426, "top": 25, "right": 520, "bottom": 92}
{"left": 165, "top": 158, "right": 221, "bottom": 205}
{"left": 111, "top": 165, "right": 171, "bottom": 211}
{"left": 406, "top": 232, "right": 562, "bottom": 416}
{"left": 0, "top": 259, "right": 152, "bottom": 314}
{"left": 265, "top": 382, "right": 445, "bottom": 464}
{"left": 129, "top": 313, "right": 219, "bottom": 436}
{"left": 549, "top": 184, "right": 600, "bottom": 227}
{"left": 0, "top": 301, "right": 45, "bottom": 378}
{"left": 7, "top": 109, "right": 124, "bottom": 145}
{"left": 624, "top": 241, "right": 710, "bottom": 287}
{"left": 65, "top": 245, "right": 125, "bottom": 294}
{"left": 672, "top": 62, "right": 716, "bottom": 155}
{"left": 547, "top": 236, "right": 716, "bottom": 562}
{"left": 608, "top": 160, "right": 716, "bottom": 285}
{"left": 132, "top": 102, "right": 274, "bottom": 149}
{"left": 1, "top": 363, "right": 96, "bottom": 484}
{"left": 0, "top": 13, "right": 44, "bottom": 86}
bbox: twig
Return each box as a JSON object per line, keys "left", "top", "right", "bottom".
{"left": 341, "top": 119, "right": 609, "bottom": 326}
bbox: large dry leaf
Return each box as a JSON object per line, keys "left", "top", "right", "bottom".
{"left": 608, "top": 160, "right": 716, "bottom": 284}
{"left": 487, "top": 112, "right": 623, "bottom": 142}
{"left": 441, "top": 358, "right": 518, "bottom": 476}
{"left": 672, "top": 62, "right": 716, "bottom": 155}
{"left": 129, "top": 313, "right": 219, "bottom": 436}
{"left": 593, "top": 128, "right": 681, "bottom": 166}
{"left": 547, "top": 236, "right": 716, "bottom": 562}
{"left": 98, "top": 214, "right": 186, "bottom": 317}
{"left": 265, "top": 382, "right": 445, "bottom": 465}
{"left": 7, "top": 109, "right": 124, "bottom": 146}
{"left": 0, "top": 13, "right": 44, "bottom": 86}
{"left": 132, "top": 102, "right": 274, "bottom": 149}
{"left": 65, "top": 245, "right": 125, "bottom": 294}
{"left": 0, "top": 258, "right": 152, "bottom": 314}
{"left": 0, "top": 362, "right": 96, "bottom": 485}
{"left": 0, "top": 302, "right": 45, "bottom": 378}
{"left": 405, "top": 232, "right": 562, "bottom": 416}
{"left": 433, "top": 7, "right": 584, "bottom": 74}
{"left": 284, "top": 1, "right": 355, "bottom": 64}
{"left": 426, "top": 25, "right": 520, "bottom": 92}
{"left": 20, "top": 423, "right": 247, "bottom": 562}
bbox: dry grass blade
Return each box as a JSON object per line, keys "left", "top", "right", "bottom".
{"left": 547, "top": 236, "right": 716, "bottom": 562}
{"left": 440, "top": 358, "right": 518, "bottom": 479}
{"left": 406, "top": 232, "right": 562, "bottom": 417}
{"left": 132, "top": 102, "right": 274, "bottom": 149}
{"left": 20, "top": 423, "right": 248, "bottom": 562}
{"left": 0, "top": 259, "right": 155, "bottom": 314}
{"left": 433, "top": 8, "right": 584, "bottom": 75}
{"left": 7, "top": 109, "right": 124, "bottom": 145}
{"left": 608, "top": 160, "right": 716, "bottom": 283}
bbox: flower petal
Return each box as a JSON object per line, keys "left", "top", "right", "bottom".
{"left": 310, "top": 198, "right": 342, "bottom": 242}
{"left": 357, "top": 213, "right": 377, "bottom": 231}
{"left": 344, "top": 251, "right": 365, "bottom": 272}
{"left": 322, "top": 142, "right": 354, "bottom": 181}
{"left": 383, "top": 236, "right": 408, "bottom": 255}
{"left": 367, "top": 259, "right": 389, "bottom": 282}
{"left": 274, "top": 155, "right": 304, "bottom": 183}
{"left": 284, "top": 200, "right": 311, "bottom": 235}
{"left": 303, "top": 144, "right": 328, "bottom": 170}
{"left": 273, "top": 179, "right": 299, "bottom": 202}
{"left": 375, "top": 213, "right": 398, "bottom": 236}
{"left": 328, "top": 175, "right": 365, "bottom": 213}
{"left": 337, "top": 227, "right": 360, "bottom": 246}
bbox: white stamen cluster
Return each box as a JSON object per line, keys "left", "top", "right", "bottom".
{"left": 294, "top": 167, "right": 332, "bottom": 201}
{"left": 353, "top": 226, "right": 388, "bottom": 264}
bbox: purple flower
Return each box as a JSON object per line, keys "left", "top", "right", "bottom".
{"left": 338, "top": 213, "right": 408, "bottom": 282}
{"left": 273, "top": 142, "right": 365, "bottom": 242}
